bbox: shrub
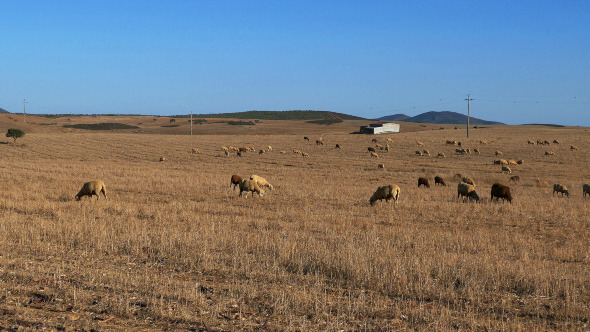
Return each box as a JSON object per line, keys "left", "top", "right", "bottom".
{"left": 6, "top": 129, "right": 24, "bottom": 142}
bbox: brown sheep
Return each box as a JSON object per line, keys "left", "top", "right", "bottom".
{"left": 422, "top": 150, "right": 430, "bottom": 156}
{"left": 230, "top": 175, "right": 242, "bottom": 190}
{"left": 583, "top": 184, "right": 590, "bottom": 197}
{"left": 491, "top": 183, "right": 513, "bottom": 204}
{"left": 418, "top": 177, "right": 430, "bottom": 188}
{"left": 516, "top": 160, "right": 524, "bottom": 165}
{"left": 553, "top": 184, "right": 569, "bottom": 197}
{"left": 553, "top": 139, "right": 561, "bottom": 144}
{"left": 371, "top": 138, "right": 378, "bottom": 143}
{"left": 437, "top": 152, "right": 446, "bottom": 158}
{"left": 446, "top": 140, "right": 457, "bottom": 145}
{"left": 316, "top": 139, "right": 324, "bottom": 146}
{"left": 370, "top": 184, "right": 400, "bottom": 206}
{"left": 378, "top": 164, "right": 386, "bottom": 169}
{"left": 75, "top": 181, "right": 107, "bottom": 201}
{"left": 527, "top": 140, "right": 535, "bottom": 145}
{"left": 457, "top": 182, "right": 479, "bottom": 202}
{"left": 238, "top": 147, "right": 248, "bottom": 152}
{"left": 509, "top": 175, "right": 520, "bottom": 182}
{"left": 237, "top": 151, "right": 242, "bottom": 157}
{"left": 473, "top": 148, "right": 480, "bottom": 155}
{"left": 304, "top": 136, "right": 310, "bottom": 141}
{"left": 462, "top": 177, "right": 476, "bottom": 186}
{"left": 259, "top": 149, "right": 265, "bottom": 155}
{"left": 416, "top": 150, "right": 423, "bottom": 156}
{"left": 545, "top": 151, "right": 555, "bottom": 156}
{"left": 239, "top": 179, "right": 264, "bottom": 198}
{"left": 456, "top": 148, "right": 467, "bottom": 154}
{"left": 335, "top": 144, "right": 341, "bottom": 149}
{"left": 434, "top": 176, "right": 446, "bottom": 186}
{"left": 368, "top": 147, "right": 376, "bottom": 153}
{"left": 457, "top": 142, "right": 462, "bottom": 147}
{"left": 571, "top": 145, "right": 579, "bottom": 151}
{"left": 495, "top": 151, "right": 503, "bottom": 157}
{"left": 543, "top": 140, "right": 551, "bottom": 145}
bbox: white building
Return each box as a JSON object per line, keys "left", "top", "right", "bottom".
{"left": 359, "top": 122, "right": 400, "bottom": 134}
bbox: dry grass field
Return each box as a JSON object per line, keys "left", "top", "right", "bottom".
{"left": 0, "top": 117, "right": 588, "bottom": 331}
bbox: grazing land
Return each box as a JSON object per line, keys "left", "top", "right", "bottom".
{"left": 0, "top": 115, "right": 588, "bottom": 330}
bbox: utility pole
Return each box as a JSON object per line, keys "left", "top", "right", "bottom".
{"left": 465, "top": 94, "right": 473, "bottom": 138}
{"left": 23, "top": 99, "right": 27, "bottom": 123}
{"left": 190, "top": 110, "right": 193, "bottom": 135}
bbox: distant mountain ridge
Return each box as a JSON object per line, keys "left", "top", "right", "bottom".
{"left": 378, "top": 111, "right": 502, "bottom": 125}
{"left": 185, "top": 110, "right": 367, "bottom": 121}
{"left": 0, "top": 107, "right": 9, "bottom": 113}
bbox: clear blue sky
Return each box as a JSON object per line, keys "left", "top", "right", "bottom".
{"left": 2, "top": 1, "right": 589, "bottom": 125}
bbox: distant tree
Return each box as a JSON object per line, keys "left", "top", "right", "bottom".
{"left": 170, "top": 118, "right": 176, "bottom": 122}
{"left": 6, "top": 129, "right": 25, "bottom": 142}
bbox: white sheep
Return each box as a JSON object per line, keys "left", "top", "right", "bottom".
{"left": 239, "top": 179, "right": 264, "bottom": 198}
{"left": 457, "top": 182, "right": 479, "bottom": 202}
{"left": 250, "top": 175, "right": 274, "bottom": 190}
{"left": 462, "top": 177, "right": 476, "bottom": 186}
{"left": 370, "top": 184, "right": 400, "bottom": 206}
{"left": 75, "top": 181, "right": 107, "bottom": 201}
{"left": 371, "top": 152, "right": 379, "bottom": 158}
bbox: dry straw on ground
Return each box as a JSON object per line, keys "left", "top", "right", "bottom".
{"left": 0, "top": 123, "right": 588, "bottom": 330}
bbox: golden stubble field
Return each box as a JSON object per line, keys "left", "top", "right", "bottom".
{"left": 0, "top": 123, "right": 588, "bottom": 331}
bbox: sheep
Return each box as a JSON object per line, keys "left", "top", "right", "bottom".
{"left": 387, "top": 138, "right": 393, "bottom": 142}
{"left": 509, "top": 175, "right": 520, "bottom": 182}
{"left": 457, "top": 142, "right": 462, "bottom": 147}
{"left": 191, "top": 148, "right": 201, "bottom": 154}
{"left": 385, "top": 144, "right": 390, "bottom": 152}
{"left": 230, "top": 175, "right": 242, "bottom": 190}
{"left": 368, "top": 147, "right": 376, "bottom": 153}
{"left": 455, "top": 148, "right": 466, "bottom": 155}
{"left": 304, "top": 136, "right": 310, "bottom": 141}
{"left": 583, "top": 184, "right": 590, "bottom": 197}
{"left": 75, "top": 181, "right": 107, "bottom": 201}
{"left": 462, "top": 177, "right": 476, "bottom": 186}
{"left": 502, "top": 165, "right": 512, "bottom": 174}
{"left": 267, "top": 146, "right": 273, "bottom": 151}
{"left": 543, "top": 140, "right": 551, "bottom": 145}
{"left": 422, "top": 150, "right": 430, "bottom": 156}
{"left": 545, "top": 151, "right": 555, "bottom": 156}
{"left": 434, "top": 176, "right": 447, "bottom": 186}
{"left": 453, "top": 173, "right": 464, "bottom": 180}
{"left": 159, "top": 157, "right": 166, "bottom": 162}
{"left": 418, "top": 177, "right": 430, "bottom": 188}
{"left": 375, "top": 144, "right": 384, "bottom": 150}
{"left": 250, "top": 175, "right": 274, "bottom": 190}
{"left": 247, "top": 147, "right": 255, "bottom": 152}
{"left": 224, "top": 150, "right": 230, "bottom": 156}
{"left": 221, "top": 146, "right": 229, "bottom": 152}
{"left": 378, "top": 164, "right": 386, "bottom": 169}
{"left": 527, "top": 140, "right": 535, "bottom": 145}
{"left": 259, "top": 149, "right": 265, "bottom": 155}
{"left": 535, "top": 179, "right": 548, "bottom": 188}
{"left": 239, "top": 179, "right": 264, "bottom": 198}
{"left": 446, "top": 140, "right": 458, "bottom": 145}
{"left": 335, "top": 144, "right": 341, "bottom": 149}
{"left": 417, "top": 141, "right": 424, "bottom": 146}
{"left": 457, "top": 182, "right": 479, "bottom": 202}
{"left": 415, "top": 150, "right": 422, "bottom": 156}
{"left": 516, "top": 160, "right": 524, "bottom": 165}
{"left": 437, "top": 152, "right": 446, "bottom": 158}
{"left": 369, "top": 184, "right": 400, "bottom": 206}
{"left": 495, "top": 151, "right": 503, "bottom": 157}
{"left": 370, "top": 152, "right": 379, "bottom": 158}
{"left": 465, "top": 148, "right": 471, "bottom": 154}
{"left": 473, "top": 148, "right": 480, "bottom": 155}
{"left": 302, "top": 152, "right": 309, "bottom": 157}
{"left": 494, "top": 159, "right": 508, "bottom": 165}
{"left": 508, "top": 160, "right": 518, "bottom": 165}
{"left": 571, "top": 145, "right": 579, "bottom": 151}
{"left": 237, "top": 151, "right": 242, "bottom": 157}
{"left": 293, "top": 149, "right": 302, "bottom": 155}
{"left": 491, "top": 183, "right": 512, "bottom": 204}
{"left": 371, "top": 138, "right": 378, "bottom": 143}
{"left": 316, "top": 139, "right": 324, "bottom": 146}
{"left": 280, "top": 150, "right": 286, "bottom": 154}
{"left": 479, "top": 140, "right": 488, "bottom": 145}
{"left": 553, "top": 184, "right": 569, "bottom": 197}
{"left": 553, "top": 139, "right": 561, "bottom": 144}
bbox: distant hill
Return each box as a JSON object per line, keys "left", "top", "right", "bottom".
{"left": 0, "top": 107, "right": 9, "bottom": 113}
{"left": 378, "top": 111, "right": 502, "bottom": 125}
{"left": 378, "top": 113, "right": 410, "bottom": 121}
{"left": 182, "top": 110, "right": 367, "bottom": 121}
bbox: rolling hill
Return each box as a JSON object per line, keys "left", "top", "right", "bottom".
{"left": 180, "top": 110, "right": 367, "bottom": 121}
{"left": 378, "top": 111, "right": 503, "bottom": 125}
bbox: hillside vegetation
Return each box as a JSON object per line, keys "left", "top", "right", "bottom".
{"left": 183, "top": 110, "right": 366, "bottom": 121}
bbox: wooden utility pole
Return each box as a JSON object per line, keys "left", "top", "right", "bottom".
{"left": 190, "top": 110, "right": 193, "bottom": 135}
{"left": 23, "top": 99, "right": 27, "bottom": 123}
{"left": 465, "top": 94, "right": 473, "bottom": 138}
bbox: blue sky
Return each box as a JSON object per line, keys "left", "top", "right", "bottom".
{"left": 1, "top": 1, "right": 589, "bottom": 125}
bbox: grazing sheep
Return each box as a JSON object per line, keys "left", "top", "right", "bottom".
{"left": 418, "top": 177, "right": 430, "bottom": 188}
{"left": 417, "top": 141, "right": 424, "bottom": 146}
{"left": 259, "top": 149, "right": 265, "bottom": 155}
{"left": 191, "top": 148, "right": 201, "bottom": 154}
{"left": 434, "top": 176, "right": 447, "bottom": 186}
{"left": 571, "top": 145, "right": 579, "bottom": 151}
{"left": 221, "top": 146, "right": 229, "bottom": 152}
{"left": 302, "top": 152, "right": 309, "bottom": 157}
{"left": 495, "top": 151, "right": 503, "bottom": 157}
{"left": 437, "top": 152, "right": 446, "bottom": 158}
{"left": 304, "top": 136, "right": 310, "bottom": 141}
{"left": 293, "top": 149, "right": 302, "bottom": 155}
{"left": 462, "top": 177, "right": 476, "bottom": 186}
{"left": 446, "top": 140, "right": 457, "bottom": 145}
{"left": 267, "top": 146, "right": 273, "bottom": 151}
{"left": 479, "top": 140, "right": 488, "bottom": 145}
{"left": 375, "top": 144, "right": 384, "bottom": 150}
{"left": 75, "top": 181, "right": 107, "bottom": 201}
{"left": 454, "top": 173, "right": 464, "bottom": 180}
{"left": 583, "top": 184, "right": 590, "bottom": 197}
{"left": 385, "top": 144, "right": 390, "bottom": 152}
{"left": 370, "top": 184, "right": 400, "bottom": 206}
{"left": 545, "top": 151, "right": 555, "bottom": 156}
{"left": 250, "top": 175, "right": 274, "bottom": 190}
{"left": 464, "top": 148, "right": 471, "bottom": 154}
{"left": 543, "top": 140, "right": 551, "bottom": 145}
{"left": 508, "top": 160, "right": 518, "bottom": 165}
{"left": 239, "top": 179, "right": 264, "bottom": 198}
{"left": 237, "top": 147, "right": 248, "bottom": 152}
{"left": 416, "top": 150, "right": 423, "bottom": 156}
{"left": 316, "top": 139, "right": 324, "bottom": 146}
{"left": 370, "top": 152, "right": 379, "bottom": 158}
{"left": 378, "top": 164, "right": 386, "bottom": 169}
{"left": 535, "top": 179, "right": 548, "bottom": 188}
{"left": 230, "top": 175, "right": 242, "bottom": 190}
{"left": 237, "top": 151, "right": 242, "bottom": 157}
{"left": 335, "top": 144, "right": 341, "bottom": 149}
{"left": 553, "top": 184, "right": 569, "bottom": 197}
{"left": 159, "top": 157, "right": 166, "bottom": 162}
{"left": 422, "top": 150, "right": 430, "bottom": 156}
{"left": 473, "top": 148, "right": 480, "bottom": 155}
{"left": 553, "top": 140, "right": 561, "bottom": 144}
{"left": 371, "top": 138, "right": 378, "bottom": 143}
{"left": 527, "top": 140, "right": 535, "bottom": 145}
{"left": 502, "top": 165, "right": 512, "bottom": 174}
{"left": 509, "top": 175, "right": 520, "bottom": 182}
{"left": 368, "top": 147, "right": 376, "bottom": 153}
{"left": 491, "top": 183, "right": 513, "bottom": 204}
{"left": 387, "top": 138, "right": 393, "bottom": 142}
{"left": 455, "top": 148, "right": 466, "bottom": 154}
{"left": 516, "top": 160, "right": 524, "bottom": 165}
{"left": 280, "top": 150, "right": 286, "bottom": 154}
{"left": 224, "top": 150, "right": 230, "bottom": 156}
{"left": 457, "top": 182, "right": 480, "bottom": 202}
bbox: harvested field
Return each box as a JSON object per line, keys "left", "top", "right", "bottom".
{"left": 0, "top": 122, "right": 588, "bottom": 330}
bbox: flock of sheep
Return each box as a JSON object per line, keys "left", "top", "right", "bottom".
{"left": 74, "top": 135, "right": 588, "bottom": 206}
